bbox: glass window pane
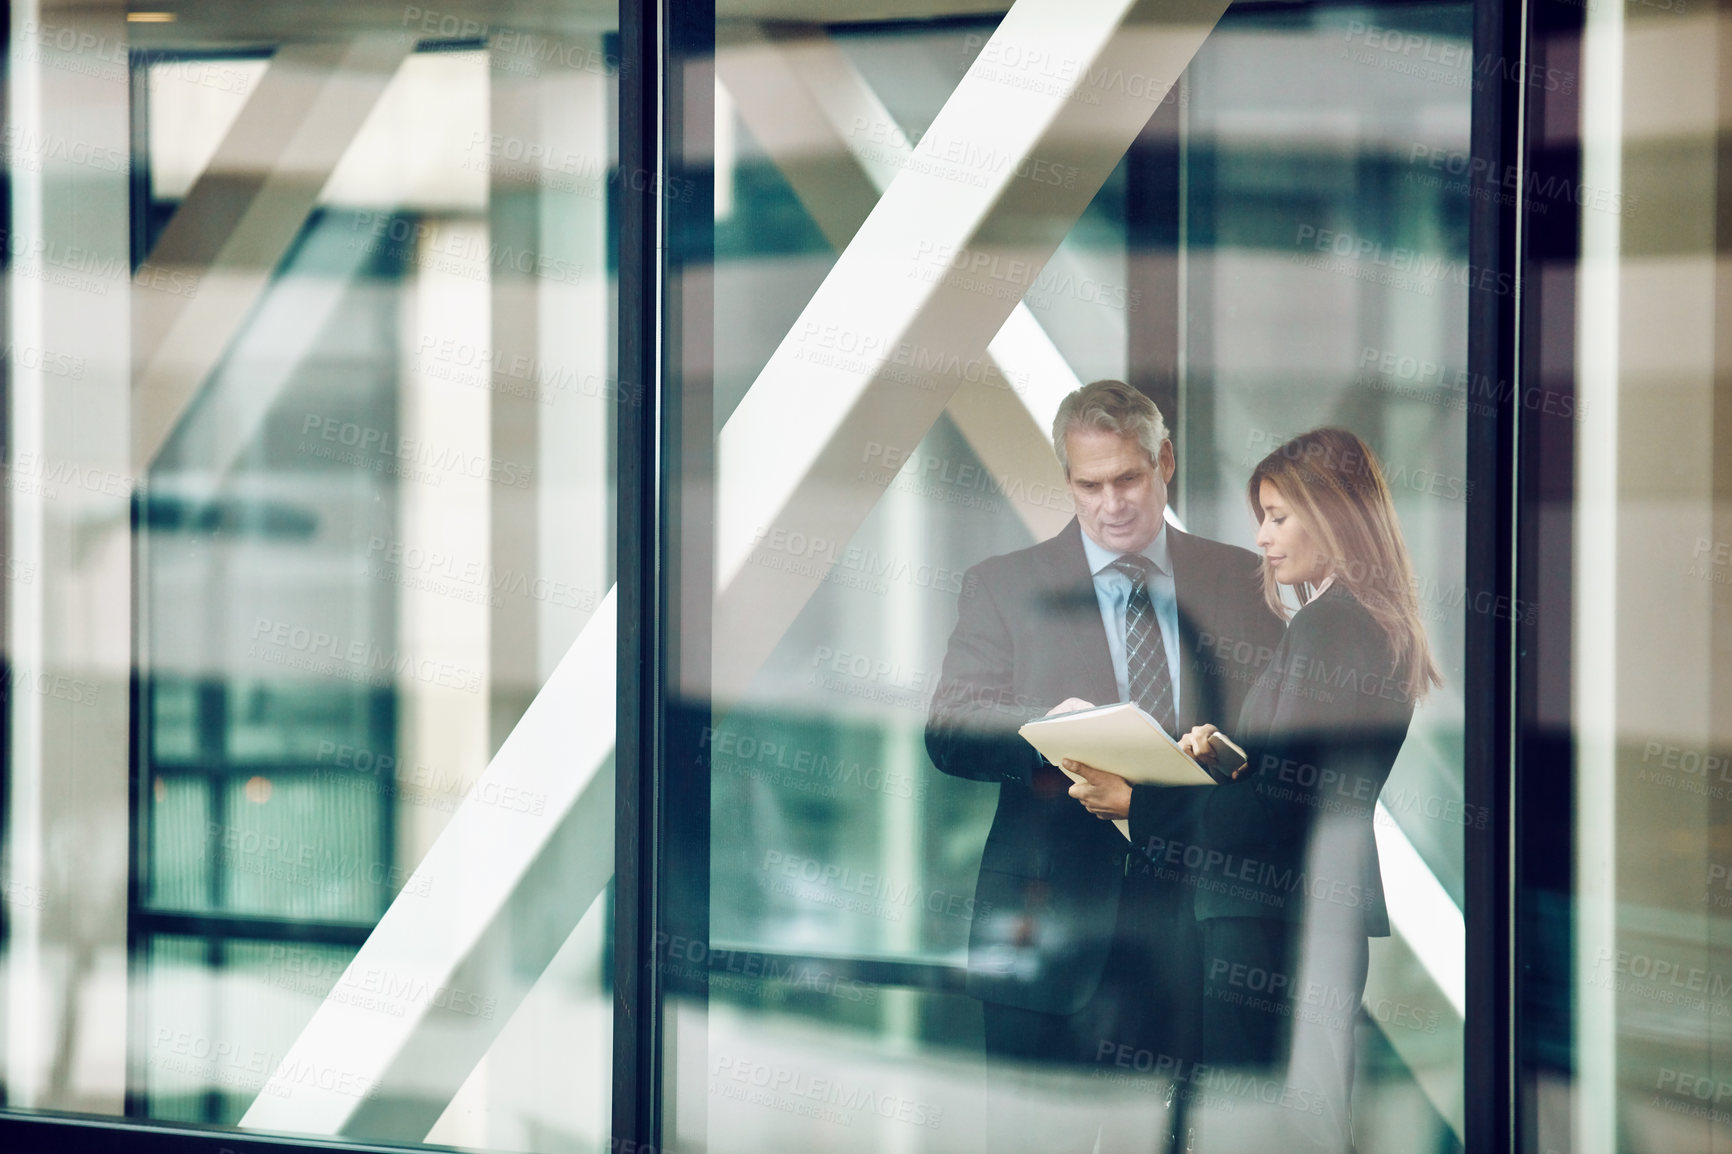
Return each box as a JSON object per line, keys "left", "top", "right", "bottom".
{"left": 2, "top": 4, "right": 619, "bottom": 1150}
{"left": 674, "top": 4, "right": 1473, "bottom": 1153}
{"left": 1536, "top": 0, "right": 1732, "bottom": 1149}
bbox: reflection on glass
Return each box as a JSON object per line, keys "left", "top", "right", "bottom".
{"left": 691, "top": 4, "right": 1469, "bottom": 1154}
{"left": 4, "top": 4, "right": 617, "bottom": 1150}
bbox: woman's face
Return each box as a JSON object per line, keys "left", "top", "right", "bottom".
{"left": 1255, "top": 480, "right": 1331, "bottom": 587}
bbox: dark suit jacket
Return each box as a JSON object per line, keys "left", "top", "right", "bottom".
{"left": 925, "top": 519, "right": 1282, "bottom": 1014}
{"left": 1128, "top": 583, "right": 1416, "bottom": 937}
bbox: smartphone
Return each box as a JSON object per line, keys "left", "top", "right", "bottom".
{"left": 1206, "top": 732, "right": 1249, "bottom": 778}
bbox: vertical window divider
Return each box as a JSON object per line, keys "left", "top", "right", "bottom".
{"left": 614, "top": 0, "right": 668, "bottom": 1149}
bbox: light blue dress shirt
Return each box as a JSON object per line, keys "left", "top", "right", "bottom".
{"left": 1080, "top": 525, "right": 1182, "bottom": 734}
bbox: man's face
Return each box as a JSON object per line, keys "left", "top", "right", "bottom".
{"left": 1063, "top": 427, "right": 1174, "bottom": 554}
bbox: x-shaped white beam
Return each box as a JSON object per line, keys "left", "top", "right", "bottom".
{"left": 244, "top": 0, "right": 1229, "bottom": 1135}
{"left": 250, "top": 1, "right": 1536, "bottom": 1142}
{"left": 132, "top": 34, "right": 410, "bottom": 470}
{"left": 716, "top": 24, "right": 1078, "bottom": 544}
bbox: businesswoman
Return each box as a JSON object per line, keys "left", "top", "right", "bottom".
{"left": 1065, "top": 426, "right": 1442, "bottom": 1152}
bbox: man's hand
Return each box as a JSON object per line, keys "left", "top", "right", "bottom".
{"left": 1063, "top": 760, "right": 1132, "bottom": 821}
{"left": 1047, "top": 698, "right": 1096, "bottom": 716}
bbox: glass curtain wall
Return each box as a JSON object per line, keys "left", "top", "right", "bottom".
{"left": 661, "top": 2, "right": 1476, "bottom": 1152}
{"left": 2, "top": 3, "right": 619, "bottom": 1151}
{"left": 1526, "top": 0, "right": 1732, "bottom": 1149}
{"left": 26, "top": 0, "right": 1732, "bottom": 1152}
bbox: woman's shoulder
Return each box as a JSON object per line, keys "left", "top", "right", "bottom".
{"left": 1290, "top": 582, "right": 1372, "bottom": 626}
{"left": 1287, "top": 585, "right": 1390, "bottom": 664}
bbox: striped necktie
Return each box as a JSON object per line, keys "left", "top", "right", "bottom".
{"left": 1111, "top": 554, "right": 1177, "bottom": 735}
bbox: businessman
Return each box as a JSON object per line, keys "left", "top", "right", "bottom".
{"left": 926, "top": 380, "right": 1283, "bottom": 1152}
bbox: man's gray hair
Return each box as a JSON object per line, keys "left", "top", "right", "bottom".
{"left": 1051, "top": 380, "right": 1171, "bottom": 476}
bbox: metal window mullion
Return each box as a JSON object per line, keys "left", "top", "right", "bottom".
{"left": 612, "top": 0, "right": 668, "bottom": 1148}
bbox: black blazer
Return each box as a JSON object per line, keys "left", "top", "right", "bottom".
{"left": 1128, "top": 583, "right": 1416, "bottom": 937}
{"left": 925, "top": 519, "right": 1282, "bottom": 1013}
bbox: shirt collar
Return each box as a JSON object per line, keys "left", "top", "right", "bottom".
{"left": 1081, "top": 520, "right": 1173, "bottom": 579}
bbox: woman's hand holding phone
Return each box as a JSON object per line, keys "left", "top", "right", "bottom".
{"left": 1178, "top": 723, "right": 1220, "bottom": 764}
{"left": 1178, "top": 724, "right": 1252, "bottom": 780}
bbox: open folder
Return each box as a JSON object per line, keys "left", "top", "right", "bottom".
{"left": 1018, "top": 702, "right": 1218, "bottom": 840}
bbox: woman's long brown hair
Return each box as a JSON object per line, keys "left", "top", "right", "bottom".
{"left": 1248, "top": 427, "right": 1443, "bottom": 702}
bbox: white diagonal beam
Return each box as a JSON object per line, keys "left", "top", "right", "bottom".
{"left": 718, "top": 28, "right": 1077, "bottom": 544}
{"left": 246, "top": 0, "right": 1228, "bottom": 1135}
{"left": 241, "top": 589, "right": 617, "bottom": 1137}
{"left": 157, "top": 222, "right": 378, "bottom": 513}
{"left": 132, "top": 35, "right": 410, "bottom": 469}
{"left": 1369, "top": 800, "right": 1466, "bottom": 1137}
{"left": 715, "top": 0, "right": 1229, "bottom": 702}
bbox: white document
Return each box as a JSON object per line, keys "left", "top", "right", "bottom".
{"left": 1020, "top": 703, "right": 1216, "bottom": 840}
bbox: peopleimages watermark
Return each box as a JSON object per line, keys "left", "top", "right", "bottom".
{"left": 658, "top": 933, "right": 880, "bottom": 1005}
{"left": 411, "top": 334, "right": 642, "bottom": 408}
{"left": 1379, "top": 782, "right": 1490, "bottom": 831}
{"left": 18, "top": 21, "right": 253, "bottom": 92}
{"left": 1689, "top": 538, "right": 1732, "bottom": 587}
{"left": 249, "top": 616, "right": 484, "bottom": 694}
{"left": 4, "top": 450, "right": 134, "bottom": 501}
{"left": 327, "top": 962, "right": 497, "bottom": 1020}
{"left": 1292, "top": 224, "right": 1519, "bottom": 298}
{"left": 313, "top": 741, "right": 459, "bottom": 814}
{"left": 150, "top": 1030, "right": 295, "bottom": 1100}
{"left": 0, "top": 225, "right": 197, "bottom": 299}
{"left": 760, "top": 849, "right": 983, "bottom": 924}
{"left": 2, "top": 665, "right": 101, "bottom": 707}
{"left": 1338, "top": 22, "right": 1576, "bottom": 92}
{"left": 4, "top": 879, "right": 49, "bottom": 910}
{"left": 1638, "top": 740, "right": 1732, "bottom": 800}
{"left": 712, "top": 1055, "right": 943, "bottom": 1130}
{"left": 312, "top": 740, "right": 548, "bottom": 816}
{"left": 845, "top": 114, "right": 1081, "bottom": 193}
{"left": 1655, "top": 1067, "right": 1732, "bottom": 1123}
{"left": 1590, "top": 947, "right": 1732, "bottom": 1017}
{"left": 1203, "top": 959, "right": 1441, "bottom": 1035}
{"left": 1242, "top": 426, "right": 1475, "bottom": 503}
{"left": 909, "top": 240, "right": 1140, "bottom": 312}
{"left": 402, "top": 6, "right": 625, "bottom": 77}
{"left": 860, "top": 440, "right": 1072, "bottom": 516}
{"left": 1205, "top": 620, "right": 1420, "bottom": 700}
{"left": 348, "top": 211, "right": 584, "bottom": 287}
{"left": 790, "top": 319, "right": 1029, "bottom": 395}
{"left": 3, "top": 126, "right": 129, "bottom": 175}
{"left": 464, "top": 132, "right": 695, "bottom": 202}
{"left": 702, "top": 726, "right": 927, "bottom": 802}
{"left": 208, "top": 821, "right": 434, "bottom": 899}
{"left": 1406, "top": 144, "right": 1634, "bottom": 220}
{"left": 1136, "top": 836, "right": 1382, "bottom": 916}
{"left": 959, "top": 33, "right": 1181, "bottom": 110}
{"left": 364, "top": 533, "right": 602, "bottom": 612}
{"left": 806, "top": 645, "right": 944, "bottom": 715}
{"left": 298, "top": 413, "right": 532, "bottom": 489}
{"left": 3, "top": 341, "right": 86, "bottom": 381}
{"left": 750, "top": 526, "right": 981, "bottom": 601}
{"left": 1358, "top": 345, "right": 1588, "bottom": 423}
{"left": 1092, "top": 1043, "right": 1324, "bottom": 1115}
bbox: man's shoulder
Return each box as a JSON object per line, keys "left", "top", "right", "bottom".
{"left": 1169, "top": 527, "right": 1261, "bottom": 577}
{"left": 966, "top": 522, "right": 1084, "bottom": 585}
